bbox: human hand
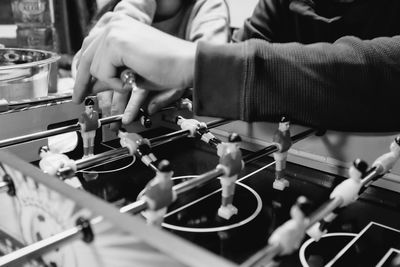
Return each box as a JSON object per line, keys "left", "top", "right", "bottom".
{"left": 97, "top": 87, "right": 148, "bottom": 129}
{"left": 73, "top": 14, "right": 196, "bottom": 106}
{"left": 97, "top": 87, "right": 186, "bottom": 129}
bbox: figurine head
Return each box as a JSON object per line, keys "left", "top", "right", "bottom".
{"left": 348, "top": 158, "right": 368, "bottom": 180}
{"left": 156, "top": 160, "right": 173, "bottom": 181}
{"left": 390, "top": 136, "right": 400, "bottom": 154}
{"left": 228, "top": 133, "right": 242, "bottom": 143}
{"left": 158, "top": 160, "right": 172, "bottom": 173}
{"left": 38, "top": 145, "right": 50, "bottom": 158}
{"left": 290, "top": 196, "right": 313, "bottom": 221}
{"left": 278, "top": 116, "right": 290, "bottom": 132}
{"left": 84, "top": 98, "right": 95, "bottom": 114}
{"left": 118, "top": 127, "right": 127, "bottom": 138}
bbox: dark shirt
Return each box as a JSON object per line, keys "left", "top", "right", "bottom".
{"left": 193, "top": 0, "right": 400, "bottom": 131}
{"left": 79, "top": 111, "right": 99, "bottom": 132}
{"left": 273, "top": 130, "right": 292, "bottom": 152}
{"left": 144, "top": 179, "right": 174, "bottom": 210}
{"left": 219, "top": 144, "right": 243, "bottom": 176}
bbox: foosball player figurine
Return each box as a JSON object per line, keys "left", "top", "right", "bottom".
{"left": 176, "top": 116, "right": 221, "bottom": 147}
{"left": 372, "top": 136, "right": 400, "bottom": 175}
{"left": 217, "top": 133, "right": 244, "bottom": 220}
{"left": 140, "top": 160, "right": 176, "bottom": 227}
{"left": 272, "top": 116, "right": 292, "bottom": 190}
{"left": 307, "top": 158, "right": 368, "bottom": 241}
{"left": 79, "top": 98, "right": 100, "bottom": 158}
{"left": 268, "top": 196, "right": 313, "bottom": 257}
{"left": 38, "top": 145, "right": 82, "bottom": 189}
{"left": 118, "top": 128, "right": 157, "bottom": 168}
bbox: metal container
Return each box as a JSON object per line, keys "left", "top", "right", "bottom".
{"left": 0, "top": 48, "right": 59, "bottom": 101}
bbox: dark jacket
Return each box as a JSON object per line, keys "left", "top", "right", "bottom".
{"left": 193, "top": 0, "right": 400, "bottom": 131}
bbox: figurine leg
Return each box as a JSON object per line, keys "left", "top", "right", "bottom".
{"left": 64, "top": 177, "right": 83, "bottom": 189}
{"left": 273, "top": 153, "right": 289, "bottom": 190}
{"left": 89, "top": 146, "right": 94, "bottom": 157}
{"left": 82, "top": 172, "right": 98, "bottom": 182}
{"left": 218, "top": 205, "right": 238, "bottom": 220}
{"left": 88, "top": 132, "right": 95, "bottom": 157}
{"left": 218, "top": 177, "right": 238, "bottom": 220}
{"left": 145, "top": 208, "right": 166, "bottom": 227}
{"left": 82, "top": 133, "right": 89, "bottom": 158}
{"left": 83, "top": 147, "right": 89, "bottom": 158}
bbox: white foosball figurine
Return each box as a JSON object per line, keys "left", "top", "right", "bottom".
{"left": 217, "top": 133, "right": 244, "bottom": 220}
{"left": 268, "top": 196, "right": 313, "bottom": 256}
{"left": 141, "top": 160, "right": 176, "bottom": 227}
{"left": 119, "top": 128, "right": 157, "bottom": 167}
{"left": 38, "top": 145, "right": 82, "bottom": 189}
{"left": 272, "top": 116, "right": 292, "bottom": 190}
{"left": 372, "top": 136, "right": 400, "bottom": 175}
{"left": 307, "top": 158, "right": 368, "bottom": 241}
{"left": 176, "top": 116, "right": 221, "bottom": 146}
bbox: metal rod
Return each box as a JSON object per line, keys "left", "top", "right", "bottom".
{"left": 174, "top": 168, "right": 225, "bottom": 195}
{"left": 151, "top": 129, "right": 191, "bottom": 145}
{"left": 0, "top": 228, "right": 81, "bottom": 267}
{"left": 0, "top": 115, "right": 123, "bottom": 148}
{"left": 57, "top": 148, "right": 130, "bottom": 178}
{"left": 0, "top": 215, "right": 104, "bottom": 267}
{"left": 243, "top": 128, "right": 317, "bottom": 164}
{"left": 306, "top": 197, "right": 343, "bottom": 228}
{"left": 360, "top": 167, "right": 379, "bottom": 188}
{"left": 119, "top": 199, "right": 148, "bottom": 214}
{"left": 0, "top": 200, "right": 155, "bottom": 267}
{"left": 240, "top": 244, "right": 281, "bottom": 267}
{"left": 151, "top": 118, "right": 229, "bottom": 146}
{"left": 8, "top": 93, "right": 72, "bottom": 108}
{"left": 98, "top": 114, "right": 123, "bottom": 125}
{"left": 243, "top": 145, "right": 278, "bottom": 164}
{"left": 205, "top": 118, "right": 230, "bottom": 129}
{"left": 120, "top": 168, "right": 225, "bottom": 215}
{"left": 147, "top": 162, "right": 159, "bottom": 173}
{"left": 75, "top": 147, "right": 130, "bottom": 170}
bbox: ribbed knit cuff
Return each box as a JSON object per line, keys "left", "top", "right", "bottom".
{"left": 193, "top": 41, "right": 246, "bottom": 120}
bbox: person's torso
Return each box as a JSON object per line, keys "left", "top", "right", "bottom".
{"left": 239, "top": 0, "right": 400, "bottom": 43}
{"left": 80, "top": 112, "right": 99, "bottom": 132}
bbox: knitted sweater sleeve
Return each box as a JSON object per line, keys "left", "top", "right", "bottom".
{"left": 194, "top": 35, "right": 400, "bottom": 132}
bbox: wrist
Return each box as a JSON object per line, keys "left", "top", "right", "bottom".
{"left": 180, "top": 41, "right": 196, "bottom": 89}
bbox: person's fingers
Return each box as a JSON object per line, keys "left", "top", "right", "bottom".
{"left": 72, "top": 50, "right": 96, "bottom": 103}
{"left": 76, "top": 32, "right": 101, "bottom": 68}
{"left": 109, "top": 91, "right": 129, "bottom": 131}
{"left": 111, "top": 91, "right": 130, "bottom": 116}
{"left": 95, "top": 12, "right": 114, "bottom": 28}
{"left": 147, "top": 89, "right": 185, "bottom": 115}
{"left": 92, "top": 78, "right": 124, "bottom": 94}
{"left": 89, "top": 27, "right": 125, "bottom": 93}
{"left": 123, "top": 88, "right": 149, "bottom": 124}
{"left": 71, "top": 50, "right": 80, "bottom": 80}
{"left": 78, "top": 12, "right": 113, "bottom": 55}
{"left": 97, "top": 91, "right": 113, "bottom": 118}
{"left": 75, "top": 13, "right": 114, "bottom": 71}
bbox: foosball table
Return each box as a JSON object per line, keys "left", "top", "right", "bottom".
{"left": 0, "top": 92, "right": 400, "bottom": 267}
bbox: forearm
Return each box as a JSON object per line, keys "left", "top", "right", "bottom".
{"left": 194, "top": 36, "right": 400, "bottom": 131}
